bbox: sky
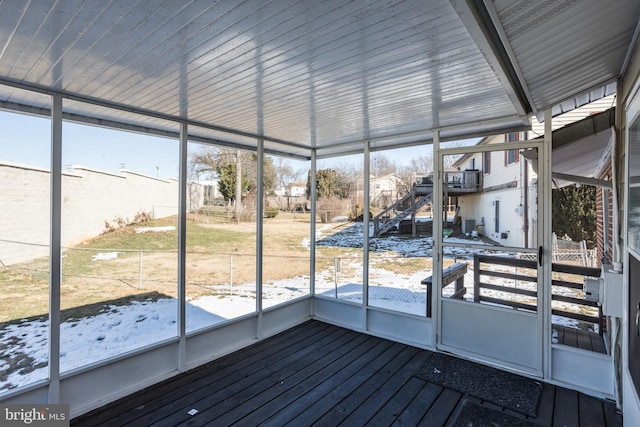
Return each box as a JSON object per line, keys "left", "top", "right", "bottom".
{"left": 0, "top": 110, "right": 180, "bottom": 178}
{"left": 0, "top": 109, "right": 468, "bottom": 181}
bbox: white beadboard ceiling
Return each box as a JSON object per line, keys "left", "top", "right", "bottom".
{"left": 0, "top": 0, "right": 638, "bottom": 159}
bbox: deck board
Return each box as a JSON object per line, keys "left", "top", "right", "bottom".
{"left": 553, "top": 387, "right": 580, "bottom": 427}
{"left": 311, "top": 345, "right": 420, "bottom": 426}
{"left": 579, "top": 393, "right": 606, "bottom": 427}
{"left": 396, "top": 382, "right": 443, "bottom": 426}
{"left": 418, "top": 388, "right": 462, "bottom": 427}
{"left": 72, "top": 320, "right": 622, "bottom": 427}
{"left": 261, "top": 339, "right": 397, "bottom": 426}
{"left": 535, "top": 383, "right": 556, "bottom": 427}
{"left": 158, "top": 329, "right": 370, "bottom": 426}
{"left": 366, "top": 376, "right": 427, "bottom": 427}
{"left": 339, "top": 351, "right": 433, "bottom": 426}
{"left": 101, "top": 321, "right": 333, "bottom": 427}
{"left": 554, "top": 325, "right": 607, "bottom": 354}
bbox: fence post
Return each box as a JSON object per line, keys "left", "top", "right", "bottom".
{"left": 230, "top": 254, "right": 233, "bottom": 289}
{"left": 473, "top": 254, "right": 480, "bottom": 302}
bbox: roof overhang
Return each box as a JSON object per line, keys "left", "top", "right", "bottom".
{"left": 551, "top": 108, "right": 615, "bottom": 188}
{"left": 521, "top": 108, "right": 616, "bottom": 188}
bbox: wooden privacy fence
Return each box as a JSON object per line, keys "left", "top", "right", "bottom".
{"left": 473, "top": 254, "right": 604, "bottom": 334}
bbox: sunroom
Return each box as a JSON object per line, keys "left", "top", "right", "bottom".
{"left": 1, "top": 0, "right": 640, "bottom": 424}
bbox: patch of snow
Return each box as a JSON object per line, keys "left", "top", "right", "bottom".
{"left": 136, "top": 226, "right": 176, "bottom": 233}
{"left": 300, "top": 237, "right": 310, "bottom": 249}
{"left": 91, "top": 252, "right": 122, "bottom": 261}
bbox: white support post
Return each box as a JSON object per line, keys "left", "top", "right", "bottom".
{"left": 363, "top": 141, "right": 370, "bottom": 331}
{"left": 256, "top": 138, "right": 264, "bottom": 339}
{"left": 433, "top": 130, "right": 443, "bottom": 346}
{"left": 177, "top": 122, "right": 188, "bottom": 371}
{"left": 310, "top": 150, "right": 317, "bottom": 315}
{"left": 542, "top": 108, "right": 553, "bottom": 379}
{"left": 49, "top": 94, "right": 62, "bottom": 403}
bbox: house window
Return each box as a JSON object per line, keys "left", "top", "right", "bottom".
{"left": 506, "top": 132, "right": 520, "bottom": 142}
{"left": 505, "top": 132, "right": 520, "bottom": 165}
{"left": 483, "top": 152, "right": 491, "bottom": 174}
{"left": 494, "top": 200, "right": 500, "bottom": 233}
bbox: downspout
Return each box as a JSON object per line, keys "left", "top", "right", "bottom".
{"left": 610, "top": 124, "right": 623, "bottom": 409}
{"left": 611, "top": 126, "right": 621, "bottom": 265}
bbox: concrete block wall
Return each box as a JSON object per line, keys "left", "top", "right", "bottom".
{"left": 0, "top": 163, "right": 51, "bottom": 266}
{"left": 0, "top": 162, "right": 188, "bottom": 266}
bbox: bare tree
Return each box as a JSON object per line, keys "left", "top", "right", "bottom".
{"left": 370, "top": 153, "right": 397, "bottom": 177}
{"left": 273, "top": 157, "right": 302, "bottom": 195}
{"left": 409, "top": 154, "right": 433, "bottom": 175}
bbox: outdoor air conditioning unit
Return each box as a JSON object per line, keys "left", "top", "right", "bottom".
{"left": 463, "top": 219, "right": 476, "bottom": 234}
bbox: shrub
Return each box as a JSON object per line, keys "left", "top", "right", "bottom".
{"left": 349, "top": 204, "right": 373, "bottom": 222}
{"left": 264, "top": 207, "right": 279, "bottom": 218}
{"left": 103, "top": 215, "right": 127, "bottom": 234}
{"left": 132, "top": 210, "right": 153, "bottom": 224}
{"left": 103, "top": 210, "right": 152, "bottom": 233}
{"left": 317, "top": 196, "right": 346, "bottom": 223}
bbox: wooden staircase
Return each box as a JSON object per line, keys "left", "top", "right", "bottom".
{"left": 373, "top": 187, "right": 433, "bottom": 236}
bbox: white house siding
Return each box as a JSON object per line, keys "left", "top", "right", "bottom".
{"left": 367, "top": 174, "right": 405, "bottom": 208}
{"left": 0, "top": 163, "right": 187, "bottom": 266}
{"left": 529, "top": 94, "right": 617, "bottom": 136}
{"left": 454, "top": 140, "right": 536, "bottom": 248}
{"left": 456, "top": 187, "right": 526, "bottom": 247}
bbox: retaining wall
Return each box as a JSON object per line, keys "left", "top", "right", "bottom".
{"left": 0, "top": 162, "right": 191, "bottom": 266}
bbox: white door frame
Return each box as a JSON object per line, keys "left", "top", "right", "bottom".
{"left": 433, "top": 134, "right": 547, "bottom": 378}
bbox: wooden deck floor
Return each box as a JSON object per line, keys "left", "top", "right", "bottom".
{"left": 554, "top": 325, "right": 607, "bottom": 354}
{"left": 72, "top": 321, "right": 621, "bottom": 427}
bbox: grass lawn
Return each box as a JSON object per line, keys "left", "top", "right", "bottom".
{"left": 0, "top": 210, "right": 316, "bottom": 323}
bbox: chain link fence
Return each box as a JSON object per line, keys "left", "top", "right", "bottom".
{"left": 1, "top": 243, "right": 312, "bottom": 323}
{"left": 517, "top": 234, "right": 596, "bottom": 267}
{"left": 315, "top": 254, "right": 431, "bottom": 316}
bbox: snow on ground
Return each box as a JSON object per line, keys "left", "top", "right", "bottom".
{"left": 135, "top": 226, "right": 176, "bottom": 233}
{"left": 315, "top": 221, "right": 501, "bottom": 258}
{"left": 0, "top": 296, "right": 260, "bottom": 392}
{"left": 91, "top": 252, "right": 122, "bottom": 261}
{"left": 0, "top": 220, "right": 598, "bottom": 392}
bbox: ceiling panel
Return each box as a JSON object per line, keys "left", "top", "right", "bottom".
{"left": 489, "top": 0, "right": 640, "bottom": 113}
{"left": 0, "top": 0, "right": 637, "bottom": 158}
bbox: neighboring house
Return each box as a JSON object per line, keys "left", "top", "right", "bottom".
{"left": 199, "top": 177, "right": 222, "bottom": 204}
{"left": 455, "top": 101, "right": 617, "bottom": 251}
{"left": 278, "top": 181, "right": 307, "bottom": 197}
{"left": 187, "top": 177, "right": 224, "bottom": 210}
{"left": 453, "top": 132, "right": 536, "bottom": 248}
{"left": 270, "top": 181, "right": 308, "bottom": 211}
{"left": 358, "top": 173, "right": 406, "bottom": 209}
{"left": 290, "top": 181, "right": 306, "bottom": 197}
